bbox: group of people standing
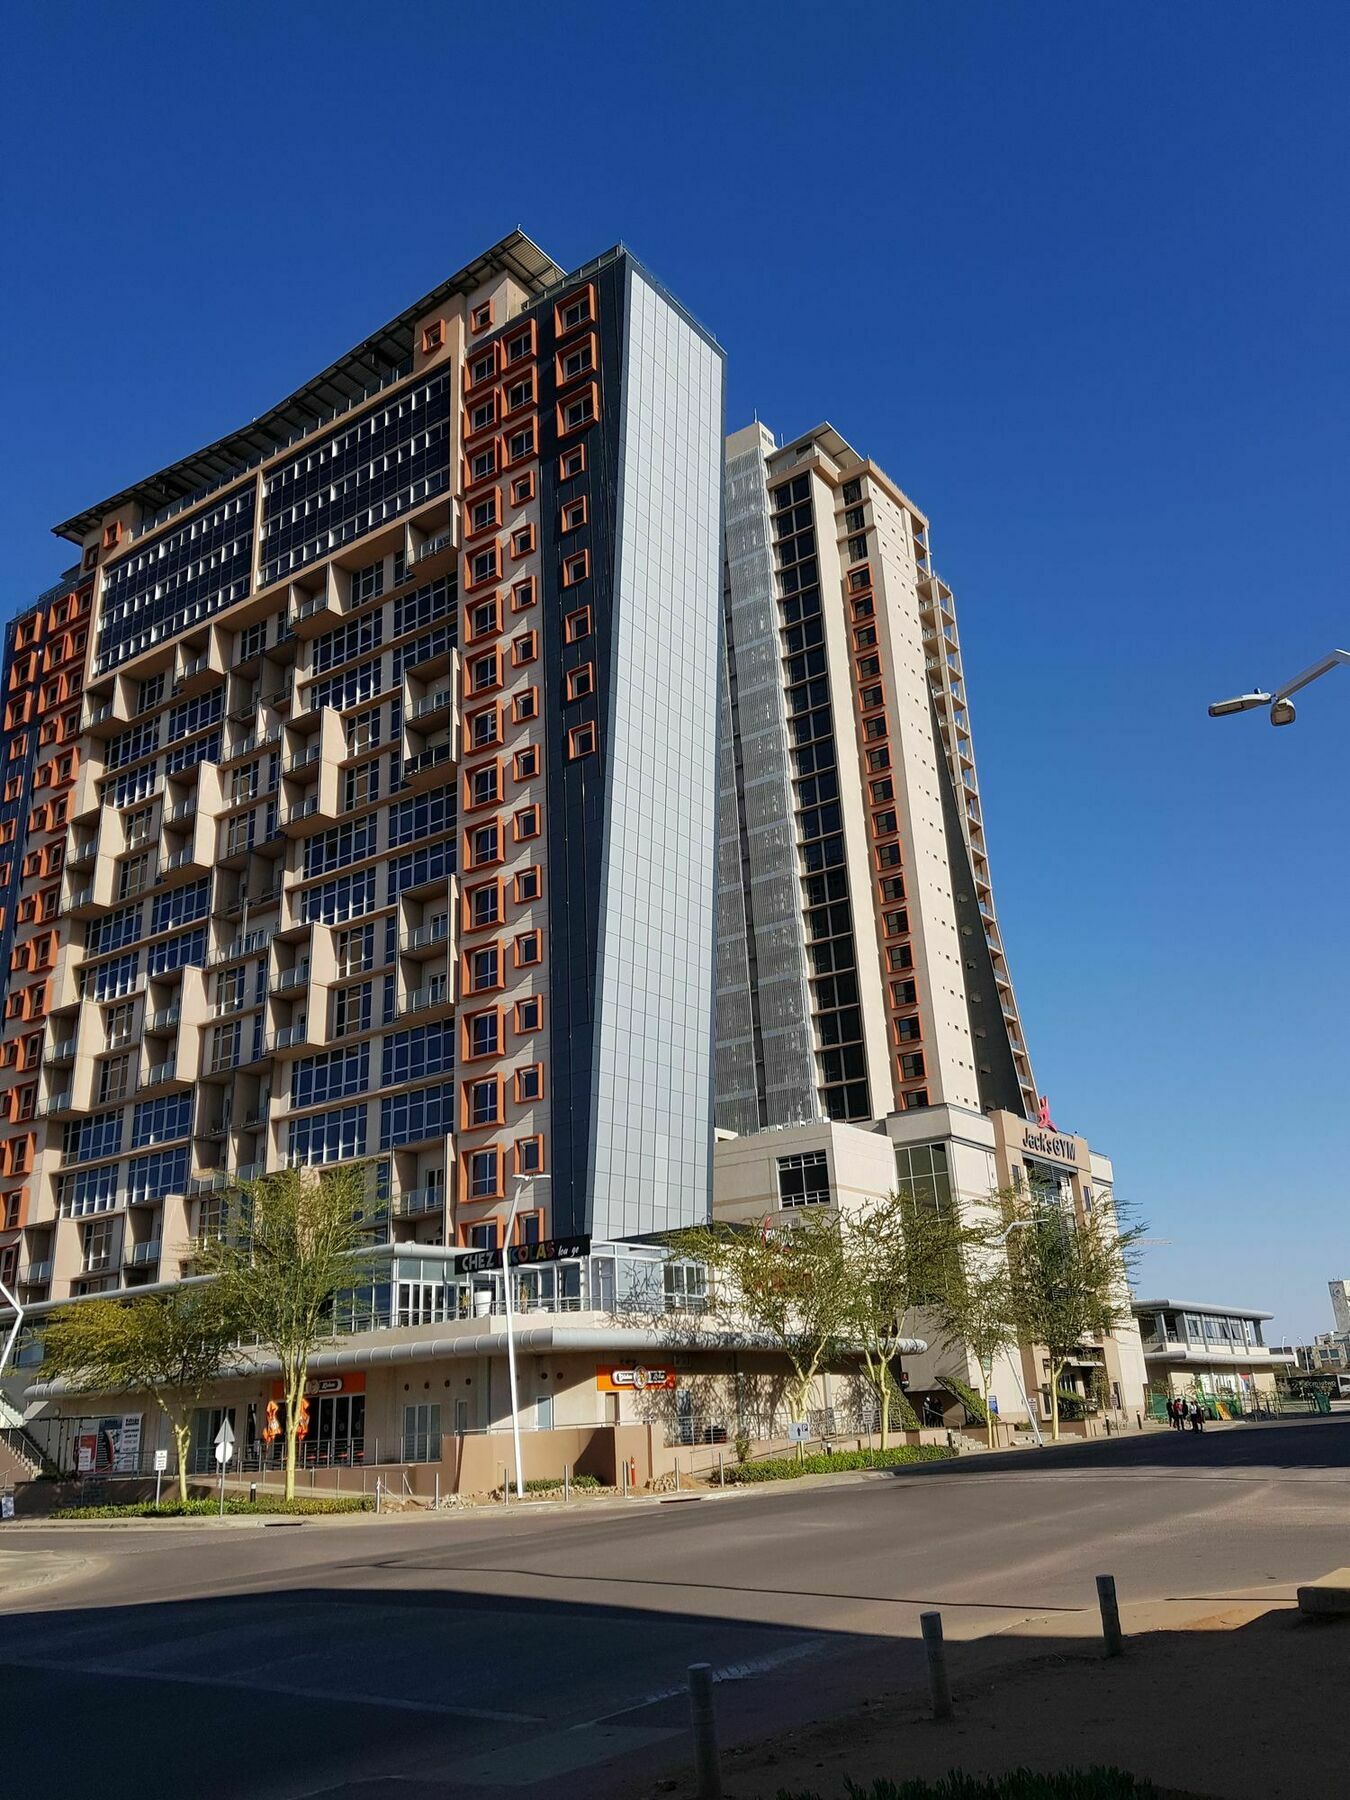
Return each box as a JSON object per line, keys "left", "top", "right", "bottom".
{"left": 1167, "top": 1395, "right": 1206, "bottom": 1433}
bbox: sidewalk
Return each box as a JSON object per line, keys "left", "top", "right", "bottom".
{"left": 651, "top": 1599, "right": 1341, "bottom": 1800}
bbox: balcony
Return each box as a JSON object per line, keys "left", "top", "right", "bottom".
{"left": 188, "top": 1171, "right": 231, "bottom": 1197}
{"left": 410, "top": 688, "right": 453, "bottom": 726}
{"left": 64, "top": 883, "right": 99, "bottom": 919}
{"left": 125, "top": 1240, "right": 162, "bottom": 1268}
{"left": 282, "top": 796, "right": 319, "bottom": 834}
{"left": 401, "top": 981, "right": 449, "bottom": 1018}
{"left": 395, "top": 1186, "right": 445, "bottom": 1218}
{"left": 272, "top": 1024, "right": 310, "bottom": 1051}
{"left": 270, "top": 967, "right": 309, "bottom": 996}
{"left": 416, "top": 529, "right": 453, "bottom": 566}
{"left": 403, "top": 741, "right": 453, "bottom": 788}
{"left": 146, "top": 1005, "right": 181, "bottom": 1033}
{"left": 164, "top": 797, "right": 197, "bottom": 825}
{"left": 285, "top": 745, "right": 320, "bottom": 780}
{"left": 38, "top": 1091, "right": 74, "bottom": 1118}
{"left": 288, "top": 590, "right": 343, "bottom": 637}
{"left": 43, "top": 1040, "right": 75, "bottom": 1066}
{"left": 18, "top": 1262, "right": 52, "bottom": 1287}
{"left": 209, "top": 929, "right": 274, "bottom": 966}
{"left": 140, "top": 1060, "right": 183, "bottom": 1093}
{"left": 401, "top": 921, "right": 449, "bottom": 955}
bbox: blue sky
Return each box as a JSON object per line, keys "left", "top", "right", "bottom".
{"left": 4, "top": 4, "right": 1346, "bottom": 1338}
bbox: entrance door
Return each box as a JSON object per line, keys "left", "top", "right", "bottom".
{"left": 403, "top": 1403, "right": 441, "bottom": 1463}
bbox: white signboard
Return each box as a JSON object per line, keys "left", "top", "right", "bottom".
{"left": 113, "top": 1413, "right": 143, "bottom": 1473}
{"left": 787, "top": 1420, "right": 811, "bottom": 1444}
{"left": 0, "top": 1494, "right": 13, "bottom": 1521}
{"left": 214, "top": 1418, "right": 236, "bottom": 1465}
{"left": 77, "top": 1443, "right": 95, "bottom": 1473}
{"left": 153, "top": 1449, "right": 169, "bottom": 1474}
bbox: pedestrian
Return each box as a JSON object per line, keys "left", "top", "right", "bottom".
{"left": 1189, "top": 1399, "right": 1202, "bottom": 1433}
{"left": 1194, "top": 1399, "right": 1205, "bottom": 1434}
{"left": 1169, "top": 1397, "right": 1183, "bottom": 1431}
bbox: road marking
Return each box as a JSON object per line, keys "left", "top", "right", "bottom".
{"left": 573, "top": 1635, "right": 828, "bottom": 1727}
{"left": 0, "top": 1653, "right": 543, "bottom": 1723}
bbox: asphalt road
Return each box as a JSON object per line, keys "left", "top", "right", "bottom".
{"left": 3, "top": 1415, "right": 1349, "bottom": 1799}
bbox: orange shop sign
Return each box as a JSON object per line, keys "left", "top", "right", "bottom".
{"left": 269, "top": 1372, "right": 366, "bottom": 1401}
{"left": 595, "top": 1363, "right": 677, "bottom": 1393}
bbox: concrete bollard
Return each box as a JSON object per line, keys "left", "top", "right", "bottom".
{"left": 717, "top": 1450, "right": 724, "bottom": 1487}
{"left": 687, "top": 1662, "right": 723, "bottom": 1799}
{"left": 249, "top": 1482, "right": 257, "bottom": 1504}
{"left": 564, "top": 1465, "right": 570, "bottom": 1504}
{"left": 1096, "top": 1574, "right": 1124, "bottom": 1656}
{"left": 920, "top": 1610, "right": 953, "bottom": 1719}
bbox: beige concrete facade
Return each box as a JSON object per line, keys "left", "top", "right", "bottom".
{"left": 1133, "top": 1298, "right": 1295, "bottom": 1400}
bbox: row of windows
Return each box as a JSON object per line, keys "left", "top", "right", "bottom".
{"left": 290, "top": 1042, "right": 369, "bottom": 1110}
{"left": 98, "top": 489, "right": 255, "bottom": 672}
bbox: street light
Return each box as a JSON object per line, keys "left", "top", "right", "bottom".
{"left": 0, "top": 1275, "right": 23, "bottom": 1381}
{"left": 500, "top": 1173, "right": 549, "bottom": 1501}
{"left": 1208, "top": 648, "right": 1349, "bottom": 727}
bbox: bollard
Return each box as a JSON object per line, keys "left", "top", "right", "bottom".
{"left": 674, "top": 1454, "right": 680, "bottom": 1492}
{"left": 717, "top": 1450, "right": 725, "bottom": 1487}
{"left": 434, "top": 1472, "right": 440, "bottom": 1510}
{"left": 687, "top": 1662, "right": 723, "bottom": 1799}
{"left": 375, "top": 1478, "right": 382, "bottom": 1515}
{"left": 564, "top": 1464, "right": 570, "bottom": 1504}
{"left": 249, "top": 1482, "right": 257, "bottom": 1504}
{"left": 502, "top": 1467, "right": 510, "bottom": 1506}
{"left": 920, "top": 1610, "right": 953, "bottom": 1719}
{"left": 1096, "top": 1574, "right": 1124, "bottom": 1656}
{"left": 1136, "top": 1412, "right": 1143, "bottom": 1431}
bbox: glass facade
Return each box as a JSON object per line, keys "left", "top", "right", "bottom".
{"left": 587, "top": 271, "right": 724, "bottom": 1238}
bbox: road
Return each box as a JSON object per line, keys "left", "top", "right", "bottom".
{"left": 2, "top": 1416, "right": 1349, "bottom": 1799}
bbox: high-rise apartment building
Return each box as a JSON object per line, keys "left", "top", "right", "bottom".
{"left": 3, "top": 232, "right": 724, "bottom": 1321}
{"left": 717, "top": 421, "right": 1037, "bottom": 1136}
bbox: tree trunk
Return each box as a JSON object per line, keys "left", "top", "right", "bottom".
{"left": 1049, "top": 1362, "right": 1062, "bottom": 1442}
{"left": 879, "top": 1378, "right": 890, "bottom": 1451}
{"left": 980, "top": 1373, "right": 993, "bottom": 1450}
{"left": 173, "top": 1423, "right": 192, "bottom": 1505}
{"left": 284, "top": 1366, "right": 306, "bottom": 1501}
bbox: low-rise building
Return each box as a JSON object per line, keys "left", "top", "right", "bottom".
{"left": 1132, "top": 1298, "right": 1296, "bottom": 1401}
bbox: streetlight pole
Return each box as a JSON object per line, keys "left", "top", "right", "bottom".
{"left": 988, "top": 1218, "right": 1043, "bottom": 1448}
{"left": 0, "top": 1275, "right": 23, "bottom": 1381}
{"left": 1208, "top": 648, "right": 1349, "bottom": 728}
{"left": 500, "top": 1173, "right": 549, "bottom": 1501}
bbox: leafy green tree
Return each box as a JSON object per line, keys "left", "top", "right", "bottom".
{"left": 40, "top": 1286, "right": 238, "bottom": 1502}
{"left": 932, "top": 1264, "right": 1018, "bottom": 1448}
{"left": 1000, "top": 1186, "right": 1145, "bottom": 1441}
{"left": 677, "top": 1210, "right": 852, "bottom": 1450}
{"left": 841, "top": 1193, "right": 978, "bottom": 1447}
{"left": 196, "top": 1162, "right": 380, "bottom": 1498}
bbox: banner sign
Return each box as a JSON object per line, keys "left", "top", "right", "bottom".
{"left": 595, "top": 1364, "right": 677, "bottom": 1393}
{"left": 459, "top": 1235, "right": 591, "bottom": 1274}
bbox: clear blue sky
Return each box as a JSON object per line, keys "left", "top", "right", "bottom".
{"left": 4, "top": 4, "right": 1346, "bottom": 1339}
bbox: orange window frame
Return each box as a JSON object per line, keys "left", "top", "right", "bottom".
{"left": 514, "top": 1135, "right": 545, "bottom": 1177}
{"left": 503, "top": 420, "right": 538, "bottom": 467}
{"left": 513, "top": 1063, "right": 545, "bottom": 1105}
{"left": 513, "top": 865, "right": 542, "bottom": 903}
{"left": 466, "top": 488, "right": 502, "bottom": 539}
{"left": 466, "top": 646, "right": 503, "bottom": 695}
{"left": 460, "top": 1074, "right": 504, "bottom": 1133}
{"left": 562, "top": 549, "right": 590, "bottom": 588}
{"left": 553, "top": 282, "right": 596, "bottom": 337}
{"left": 462, "top": 876, "right": 504, "bottom": 935}
{"left": 504, "top": 319, "right": 537, "bottom": 365}
{"left": 422, "top": 319, "right": 446, "bottom": 354}
{"left": 469, "top": 299, "right": 494, "bottom": 335}
{"left": 564, "top": 663, "right": 594, "bottom": 703}
{"left": 556, "top": 383, "right": 598, "bottom": 437}
{"left": 511, "top": 688, "right": 539, "bottom": 724}
{"left": 564, "top": 606, "right": 592, "bottom": 643}
{"left": 461, "top": 1006, "right": 504, "bottom": 1063}
{"left": 568, "top": 721, "right": 597, "bottom": 760}
{"left": 514, "top": 995, "right": 543, "bottom": 1034}
{"left": 462, "top": 941, "right": 505, "bottom": 996}
{"left": 514, "top": 930, "right": 542, "bottom": 969}
{"left": 511, "top": 747, "right": 540, "bottom": 782}
{"left": 465, "top": 542, "right": 502, "bottom": 591}
{"left": 465, "top": 817, "right": 504, "bottom": 870}
{"left": 464, "top": 702, "right": 503, "bottom": 754}
{"left": 465, "top": 343, "right": 497, "bottom": 389}
{"left": 510, "top": 576, "right": 537, "bottom": 613}
{"left": 465, "top": 394, "right": 498, "bottom": 439}
{"left": 509, "top": 523, "right": 536, "bottom": 560}
{"left": 511, "top": 631, "right": 538, "bottom": 668}
{"left": 461, "top": 1145, "right": 505, "bottom": 1206}
{"left": 463, "top": 759, "right": 503, "bottom": 813}
{"left": 558, "top": 443, "right": 587, "bottom": 480}
{"left": 560, "top": 496, "right": 588, "bottom": 534}
{"left": 555, "top": 333, "right": 598, "bottom": 387}
{"left": 512, "top": 805, "right": 541, "bottom": 842}
{"left": 509, "top": 471, "right": 535, "bottom": 506}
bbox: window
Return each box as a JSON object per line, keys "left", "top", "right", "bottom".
{"left": 332, "top": 982, "right": 373, "bottom": 1037}
{"left": 558, "top": 444, "right": 586, "bottom": 480}
{"left": 469, "top": 300, "right": 493, "bottom": 334}
{"left": 515, "top": 930, "right": 541, "bottom": 968}
{"left": 564, "top": 664, "right": 594, "bottom": 702}
{"left": 505, "top": 422, "right": 536, "bottom": 464}
{"left": 504, "top": 323, "right": 535, "bottom": 364}
{"left": 894, "top": 1142, "right": 951, "bottom": 1210}
{"left": 465, "top": 880, "right": 501, "bottom": 931}
{"left": 468, "top": 945, "right": 500, "bottom": 992}
{"left": 558, "top": 386, "right": 597, "bottom": 434}
{"left": 509, "top": 472, "right": 535, "bottom": 506}
{"left": 467, "top": 704, "right": 502, "bottom": 751}
{"left": 509, "top": 524, "right": 535, "bottom": 559}
{"left": 468, "top": 347, "right": 495, "bottom": 387}
{"left": 510, "top": 576, "right": 537, "bottom": 612}
{"left": 466, "top": 1077, "right": 501, "bottom": 1128}
{"left": 467, "top": 763, "right": 501, "bottom": 810}
{"left": 515, "top": 1136, "right": 543, "bottom": 1176}
{"left": 504, "top": 374, "right": 535, "bottom": 414}
{"left": 468, "top": 596, "right": 502, "bottom": 641}
{"left": 351, "top": 558, "right": 385, "bottom": 605}
{"left": 514, "top": 996, "right": 542, "bottom": 1033}
{"left": 469, "top": 445, "right": 498, "bottom": 485}
{"left": 564, "top": 606, "right": 592, "bottom": 643}
{"left": 562, "top": 550, "right": 589, "bottom": 588}
{"left": 512, "top": 746, "right": 539, "bottom": 781}
{"left": 469, "top": 649, "right": 502, "bottom": 694}
{"left": 515, "top": 1064, "right": 543, "bottom": 1103}
{"left": 469, "top": 821, "right": 501, "bottom": 868}
{"left": 511, "top": 631, "right": 537, "bottom": 667}
{"left": 512, "top": 689, "right": 538, "bottom": 724}
{"left": 513, "top": 805, "right": 540, "bottom": 841}
{"left": 554, "top": 285, "right": 594, "bottom": 334}
{"left": 568, "top": 721, "right": 597, "bottom": 759}
{"left": 848, "top": 567, "right": 871, "bottom": 593}
{"left": 866, "top": 747, "right": 891, "bottom": 773}
{"left": 777, "top": 1151, "right": 830, "bottom": 1208}
{"left": 468, "top": 545, "right": 500, "bottom": 589}
{"left": 514, "top": 867, "right": 541, "bottom": 904}
{"left": 557, "top": 337, "right": 595, "bottom": 383}
{"left": 465, "top": 1009, "right": 500, "bottom": 1059}
{"left": 421, "top": 320, "right": 445, "bottom": 353}
{"left": 468, "top": 1147, "right": 500, "bottom": 1199}
{"left": 560, "top": 497, "right": 588, "bottom": 533}
{"left": 469, "top": 493, "right": 500, "bottom": 536}
{"left": 870, "top": 778, "right": 895, "bottom": 803}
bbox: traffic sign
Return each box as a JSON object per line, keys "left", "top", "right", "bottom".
{"left": 787, "top": 1420, "right": 811, "bottom": 1444}
{"left": 153, "top": 1448, "right": 168, "bottom": 1473}
{"left": 214, "top": 1418, "right": 235, "bottom": 1464}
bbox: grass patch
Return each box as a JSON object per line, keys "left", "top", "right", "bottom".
{"left": 778, "top": 1769, "right": 1165, "bottom": 1799}
{"left": 723, "top": 1445, "right": 955, "bottom": 1484}
{"left": 52, "top": 1496, "right": 374, "bottom": 1520}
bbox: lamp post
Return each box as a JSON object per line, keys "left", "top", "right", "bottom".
{"left": 1208, "top": 648, "right": 1349, "bottom": 728}
{"left": 0, "top": 1274, "right": 23, "bottom": 1381}
{"left": 988, "top": 1218, "right": 1043, "bottom": 1447}
{"left": 500, "top": 1173, "right": 549, "bottom": 1501}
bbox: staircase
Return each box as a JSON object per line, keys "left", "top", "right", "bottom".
{"left": 0, "top": 1427, "right": 45, "bottom": 1489}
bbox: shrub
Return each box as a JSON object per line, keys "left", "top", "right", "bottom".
{"left": 777, "top": 1768, "right": 1163, "bottom": 1799}
{"left": 51, "top": 1496, "right": 374, "bottom": 1520}
{"left": 938, "top": 1374, "right": 987, "bottom": 1423}
{"left": 519, "top": 1472, "right": 605, "bottom": 1493}
{"left": 722, "top": 1445, "right": 954, "bottom": 1484}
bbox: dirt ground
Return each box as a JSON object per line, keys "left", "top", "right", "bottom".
{"left": 646, "top": 1602, "right": 1346, "bottom": 1800}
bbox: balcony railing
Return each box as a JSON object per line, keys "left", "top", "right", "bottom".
{"left": 395, "top": 1186, "right": 446, "bottom": 1218}
{"left": 146, "top": 1006, "right": 181, "bottom": 1033}
{"left": 126, "top": 1241, "right": 162, "bottom": 1267}
{"left": 411, "top": 689, "right": 452, "bottom": 720}
{"left": 401, "top": 922, "right": 448, "bottom": 952}
{"left": 417, "top": 530, "right": 453, "bottom": 564}
{"left": 19, "top": 1262, "right": 52, "bottom": 1286}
